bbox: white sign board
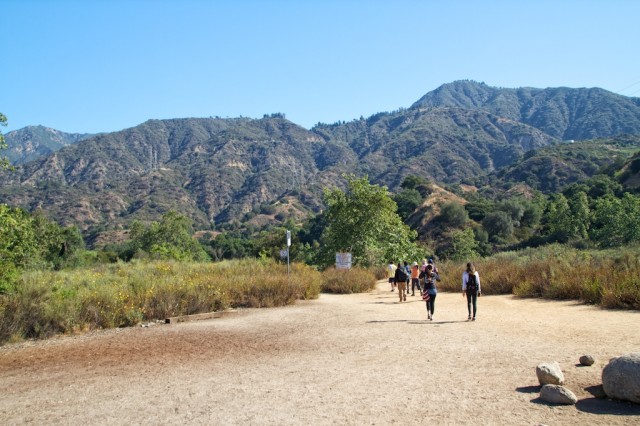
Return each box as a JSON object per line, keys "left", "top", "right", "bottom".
{"left": 335, "top": 252, "right": 352, "bottom": 270}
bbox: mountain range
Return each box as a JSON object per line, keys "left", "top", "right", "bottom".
{"left": 1, "top": 80, "right": 640, "bottom": 239}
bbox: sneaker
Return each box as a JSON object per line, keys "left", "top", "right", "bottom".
{"left": 403, "top": 297, "right": 407, "bottom": 301}
{"left": 468, "top": 315, "right": 471, "bottom": 320}
{"left": 472, "top": 317, "right": 476, "bottom": 321}
{"left": 411, "top": 293, "right": 415, "bottom": 296}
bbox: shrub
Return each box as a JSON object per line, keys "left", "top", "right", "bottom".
{"left": 0, "top": 259, "right": 322, "bottom": 345}
{"left": 439, "top": 245, "right": 640, "bottom": 310}
{"left": 321, "top": 267, "right": 377, "bottom": 294}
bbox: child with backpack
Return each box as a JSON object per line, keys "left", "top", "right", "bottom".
{"left": 462, "top": 262, "right": 481, "bottom": 321}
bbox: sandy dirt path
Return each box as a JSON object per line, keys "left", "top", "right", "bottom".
{"left": 1, "top": 281, "right": 640, "bottom": 425}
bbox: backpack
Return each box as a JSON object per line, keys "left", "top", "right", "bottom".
{"left": 396, "top": 267, "right": 408, "bottom": 282}
{"left": 467, "top": 273, "right": 478, "bottom": 293}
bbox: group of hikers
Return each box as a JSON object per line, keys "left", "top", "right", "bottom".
{"left": 387, "top": 259, "right": 481, "bottom": 321}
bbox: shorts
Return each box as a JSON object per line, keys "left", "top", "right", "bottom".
{"left": 388, "top": 278, "right": 396, "bottom": 284}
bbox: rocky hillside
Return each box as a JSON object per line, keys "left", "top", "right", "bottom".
{"left": 2, "top": 125, "right": 94, "bottom": 165}
{"left": 2, "top": 82, "right": 640, "bottom": 234}
{"left": 412, "top": 80, "right": 640, "bottom": 140}
{"left": 490, "top": 134, "right": 640, "bottom": 193}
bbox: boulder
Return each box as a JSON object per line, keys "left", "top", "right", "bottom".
{"left": 602, "top": 352, "right": 640, "bottom": 403}
{"left": 579, "top": 355, "right": 595, "bottom": 366}
{"left": 536, "top": 362, "right": 565, "bottom": 385}
{"left": 540, "top": 384, "right": 578, "bottom": 405}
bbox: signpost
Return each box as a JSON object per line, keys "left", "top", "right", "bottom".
{"left": 286, "top": 230, "right": 291, "bottom": 275}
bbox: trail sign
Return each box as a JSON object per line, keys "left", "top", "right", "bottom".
{"left": 335, "top": 252, "right": 352, "bottom": 270}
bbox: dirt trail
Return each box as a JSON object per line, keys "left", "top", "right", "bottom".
{"left": 1, "top": 281, "right": 640, "bottom": 425}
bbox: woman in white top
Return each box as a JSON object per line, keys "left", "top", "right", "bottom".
{"left": 462, "top": 262, "right": 481, "bottom": 321}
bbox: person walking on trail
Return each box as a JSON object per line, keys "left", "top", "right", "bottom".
{"left": 395, "top": 261, "right": 408, "bottom": 302}
{"left": 388, "top": 261, "right": 397, "bottom": 292}
{"left": 462, "top": 262, "right": 481, "bottom": 321}
{"left": 403, "top": 261, "right": 411, "bottom": 296}
{"left": 421, "top": 264, "right": 440, "bottom": 320}
{"left": 410, "top": 261, "right": 421, "bottom": 296}
{"left": 428, "top": 257, "right": 439, "bottom": 274}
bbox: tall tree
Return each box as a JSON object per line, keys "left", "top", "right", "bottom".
{"left": 320, "top": 175, "right": 417, "bottom": 267}
{"left": 129, "top": 211, "right": 209, "bottom": 261}
{"left": 568, "top": 191, "right": 590, "bottom": 240}
{"left": 590, "top": 193, "right": 640, "bottom": 247}
{"left": 0, "top": 113, "right": 11, "bottom": 170}
{"left": 543, "top": 194, "right": 572, "bottom": 241}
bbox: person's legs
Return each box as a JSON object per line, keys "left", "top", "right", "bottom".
{"left": 471, "top": 292, "right": 478, "bottom": 319}
{"left": 429, "top": 293, "right": 436, "bottom": 316}
{"left": 466, "top": 292, "right": 472, "bottom": 319}
{"left": 398, "top": 281, "right": 406, "bottom": 302}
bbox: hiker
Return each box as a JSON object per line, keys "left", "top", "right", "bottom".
{"left": 395, "top": 261, "right": 408, "bottom": 302}
{"left": 410, "top": 261, "right": 421, "bottom": 296}
{"left": 421, "top": 264, "right": 440, "bottom": 320}
{"left": 388, "top": 261, "right": 397, "bottom": 291}
{"left": 420, "top": 259, "right": 428, "bottom": 290}
{"left": 462, "top": 262, "right": 481, "bottom": 321}
{"left": 403, "top": 261, "right": 411, "bottom": 295}
{"left": 427, "top": 257, "right": 439, "bottom": 274}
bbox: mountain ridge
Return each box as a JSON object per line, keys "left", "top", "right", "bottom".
{"left": 2, "top": 81, "right": 640, "bottom": 236}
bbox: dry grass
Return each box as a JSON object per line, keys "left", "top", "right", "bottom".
{"left": 0, "top": 259, "right": 321, "bottom": 344}
{"left": 438, "top": 245, "right": 640, "bottom": 310}
{"left": 320, "top": 267, "right": 377, "bottom": 294}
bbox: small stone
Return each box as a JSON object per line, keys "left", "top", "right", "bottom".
{"left": 579, "top": 355, "right": 595, "bottom": 366}
{"left": 540, "top": 384, "right": 578, "bottom": 405}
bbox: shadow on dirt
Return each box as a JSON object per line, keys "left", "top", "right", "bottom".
{"left": 575, "top": 397, "right": 640, "bottom": 415}
{"left": 515, "top": 385, "right": 540, "bottom": 394}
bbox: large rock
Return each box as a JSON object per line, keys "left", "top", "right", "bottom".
{"left": 540, "top": 384, "right": 578, "bottom": 405}
{"left": 579, "top": 355, "right": 595, "bottom": 366}
{"left": 536, "top": 362, "right": 565, "bottom": 385}
{"left": 602, "top": 352, "right": 640, "bottom": 403}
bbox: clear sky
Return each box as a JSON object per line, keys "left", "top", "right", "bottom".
{"left": 2, "top": 0, "right": 640, "bottom": 134}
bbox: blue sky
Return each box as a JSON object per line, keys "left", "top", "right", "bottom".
{"left": 3, "top": 0, "right": 640, "bottom": 134}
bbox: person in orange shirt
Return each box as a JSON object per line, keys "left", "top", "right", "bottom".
{"left": 410, "top": 261, "right": 421, "bottom": 296}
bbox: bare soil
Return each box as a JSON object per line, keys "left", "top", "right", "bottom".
{"left": 1, "top": 281, "right": 640, "bottom": 425}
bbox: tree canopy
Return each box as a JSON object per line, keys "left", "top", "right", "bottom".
{"left": 319, "top": 175, "right": 419, "bottom": 267}
{"left": 0, "top": 113, "right": 11, "bottom": 170}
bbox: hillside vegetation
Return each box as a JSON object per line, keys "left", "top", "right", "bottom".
{"left": 2, "top": 81, "right": 640, "bottom": 237}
